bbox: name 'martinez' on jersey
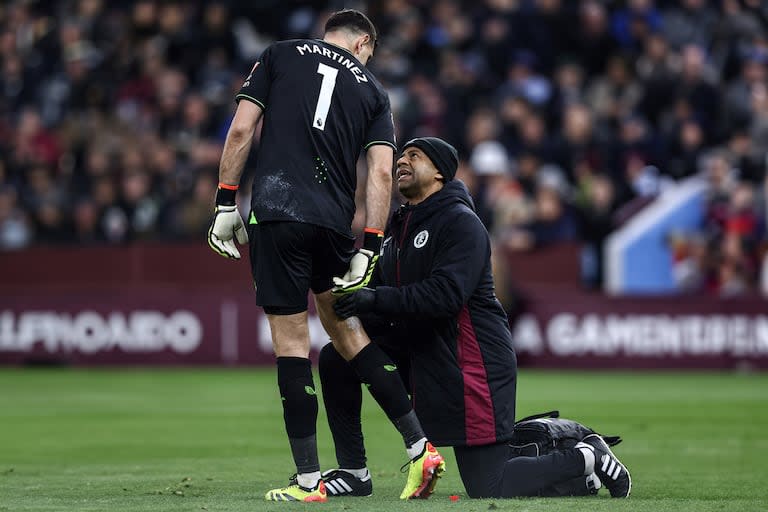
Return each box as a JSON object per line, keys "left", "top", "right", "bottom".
{"left": 294, "top": 42, "right": 369, "bottom": 84}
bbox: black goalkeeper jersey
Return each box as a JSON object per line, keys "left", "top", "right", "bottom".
{"left": 236, "top": 39, "right": 396, "bottom": 236}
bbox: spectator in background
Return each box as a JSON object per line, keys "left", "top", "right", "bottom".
{"left": 709, "top": 181, "right": 761, "bottom": 294}
{"left": 575, "top": 173, "right": 619, "bottom": 289}
{"left": 465, "top": 105, "right": 502, "bottom": 150}
{"left": 470, "top": 139, "right": 517, "bottom": 230}
{"left": 551, "top": 60, "right": 586, "bottom": 119}
{"left": 616, "top": 115, "right": 671, "bottom": 199}
{"left": 476, "top": 7, "right": 515, "bottom": 84}
{"left": 665, "top": 118, "right": 706, "bottom": 180}
{"left": 0, "top": 53, "right": 36, "bottom": 114}
{"left": 551, "top": 103, "right": 601, "bottom": 184}
{"left": 712, "top": 0, "right": 765, "bottom": 81}
{"left": 723, "top": 47, "right": 768, "bottom": 134}
{"left": 525, "top": 165, "right": 577, "bottom": 248}
{"left": 704, "top": 150, "right": 739, "bottom": 209}
{"left": 515, "top": 148, "right": 544, "bottom": 198}
{"left": 662, "top": 0, "right": 718, "bottom": 51}
{"left": 636, "top": 31, "right": 677, "bottom": 128}
{"left": 727, "top": 130, "right": 765, "bottom": 185}
{"left": 572, "top": 1, "right": 619, "bottom": 76}
{"left": 198, "top": 2, "right": 239, "bottom": 68}
{"left": 11, "top": 108, "right": 61, "bottom": 170}
{"left": 498, "top": 50, "right": 553, "bottom": 110}
{"left": 71, "top": 197, "right": 103, "bottom": 245}
{"left": 155, "top": 2, "right": 198, "bottom": 78}
{"left": 171, "top": 170, "right": 218, "bottom": 239}
{"left": 717, "top": 235, "right": 752, "bottom": 296}
{"left": 514, "top": 110, "right": 550, "bottom": 162}
{"left": 0, "top": 185, "right": 32, "bottom": 250}
{"left": 120, "top": 169, "right": 159, "bottom": 240}
{"left": 674, "top": 44, "right": 721, "bottom": 141}
{"left": 610, "top": 0, "right": 662, "bottom": 55}
{"left": 398, "top": 74, "right": 449, "bottom": 143}
{"left": 668, "top": 230, "right": 707, "bottom": 292}
{"left": 744, "top": 64, "right": 768, "bottom": 158}
{"left": 90, "top": 174, "right": 124, "bottom": 244}
{"left": 585, "top": 54, "right": 643, "bottom": 132}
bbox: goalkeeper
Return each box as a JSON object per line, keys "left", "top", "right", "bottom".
{"left": 206, "top": 9, "right": 442, "bottom": 503}
{"left": 321, "top": 137, "right": 632, "bottom": 498}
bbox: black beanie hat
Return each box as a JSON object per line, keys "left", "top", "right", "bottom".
{"left": 403, "top": 137, "right": 459, "bottom": 181}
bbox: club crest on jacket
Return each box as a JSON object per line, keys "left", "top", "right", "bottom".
{"left": 414, "top": 230, "right": 429, "bottom": 248}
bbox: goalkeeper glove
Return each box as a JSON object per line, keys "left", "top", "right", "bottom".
{"left": 207, "top": 183, "right": 248, "bottom": 260}
{"left": 332, "top": 228, "right": 384, "bottom": 294}
{"left": 333, "top": 287, "right": 376, "bottom": 319}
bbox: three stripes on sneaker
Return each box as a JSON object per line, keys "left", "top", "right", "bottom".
{"left": 321, "top": 469, "right": 371, "bottom": 496}
{"left": 325, "top": 476, "right": 359, "bottom": 495}
{"left": 600, "top": 454, "right": 623, "bottom": 481}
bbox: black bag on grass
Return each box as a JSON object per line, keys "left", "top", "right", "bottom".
{"left": 508, "top": 410, "right": 622, "bottom": 497}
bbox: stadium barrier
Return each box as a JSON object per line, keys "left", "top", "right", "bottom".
{"left": 1, "top": 243, "right": 766, "bottom": 369}
{"left": 605, "top": 176, "right": 708, "bottom": 295}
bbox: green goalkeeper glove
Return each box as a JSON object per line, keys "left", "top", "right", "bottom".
{"left": 332, "top": 228, "right": 384, "bottom": 294}
{"left": 207, "top": 183, "right": 248, "bottom": 260}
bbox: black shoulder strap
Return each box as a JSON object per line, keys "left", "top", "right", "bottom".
{"left": 517, "top": 410, "right": 560, "bottom": 423}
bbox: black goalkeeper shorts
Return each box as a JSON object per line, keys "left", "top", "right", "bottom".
{"left": 247, "top": 221, "right": 355, "bottom": 315}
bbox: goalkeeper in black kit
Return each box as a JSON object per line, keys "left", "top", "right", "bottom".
{"left": 206, "top": 9, "right": 443, "bottom": 502}
{"left": 320, "top": 136, "right": 633, "bottom": 498}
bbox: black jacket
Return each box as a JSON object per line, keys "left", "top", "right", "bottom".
{"left": 368, "top": 180, "right": 517, "bottom": 447}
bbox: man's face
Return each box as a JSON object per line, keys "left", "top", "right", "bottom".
{"left": 396, "top": 147, "right": 440, "bottom": 198}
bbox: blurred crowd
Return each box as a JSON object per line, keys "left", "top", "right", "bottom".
{"left": 0, "top": 0, "right": 767, "bottom": 296}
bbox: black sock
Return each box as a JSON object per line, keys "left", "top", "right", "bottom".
{"left": 288, "top": 435, "right": 320, "bottom": 476}
{"left": 349, "top": 344, "right": 425, "bottom": 447}
{"left": 277, "top": 356, "right": 319, "bottom": 473}
{"left": 393, "top": 410, "right": 426, "bottom": 449}
{"left": 318, "top": 343, "right": 367, "bottom": 469}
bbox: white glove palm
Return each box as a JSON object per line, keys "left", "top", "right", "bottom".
{"left": 207, "top": 205, "right": 248, "bottom": 259}
{"left": 332, "top": 248, "right": 378, "bottom": 294}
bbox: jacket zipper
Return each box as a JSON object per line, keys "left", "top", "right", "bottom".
{"left": 395, "top": 211, "right": 411, "bottom": 287}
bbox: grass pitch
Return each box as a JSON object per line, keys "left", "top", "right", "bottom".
{"left": 0, "top": 368, "right": 766, "bottom": 511}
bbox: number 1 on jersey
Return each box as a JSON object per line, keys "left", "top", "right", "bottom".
{"left": 314, "top": 63, "right": 338, "bottom": 131}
